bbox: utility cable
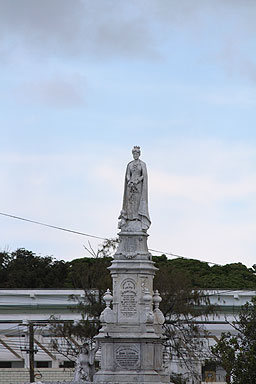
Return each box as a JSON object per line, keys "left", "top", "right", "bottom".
{"left": 148, "top": 248, "right": 221, "bottom": 266}
{"left": 0, "top": 212, "right": 106, "bottom": 241}
{"left": 0, "top": 211, "right": 222, "bottom": 266}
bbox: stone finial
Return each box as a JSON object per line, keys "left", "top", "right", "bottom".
{"left": 153, "top": 290, "right": 165, "bottom": 325}
{"left": 143, "top": 289, "right": 154, "bottom": 324}
{"left": 100, "top": 289, "right": 114, "bottom": 324}
{"left": 103, "top": 289, "right": 113, "bottom": 307}
{"left": 153, "top": 290, "right": 162, "bottom": 309}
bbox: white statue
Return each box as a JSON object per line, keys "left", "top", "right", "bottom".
{"left": 118, "top": 146, "right": 151, "bottom": 231}
{"left": 73, "top": 341, "right": 99, "bottom": 382}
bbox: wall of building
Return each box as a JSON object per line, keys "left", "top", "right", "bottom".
{"left": 0, "top": 289, "right": 255, "bottom": 384}
{"left": 0, "top": 368, "right": 74, "bottom": 384}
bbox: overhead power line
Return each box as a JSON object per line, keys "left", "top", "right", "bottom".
{"left": 0, "top": 212, "right": 106, "bottom": 241}
{"left": 0, "top": 211, "right": 222, "bottom": 266}
{"left": 148, "top": 248, "right": 221, "bottom": 266}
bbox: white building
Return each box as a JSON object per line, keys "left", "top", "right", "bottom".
{"left": 0, "top": 289, "right": 255, "bottom": 384}
{"left": 168, "top": 289, "right": 256, "bottom": 383}
{"left": 0, "top": 289, "right": 84, "bottom": 384}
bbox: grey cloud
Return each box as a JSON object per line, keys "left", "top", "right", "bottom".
{"left": 0, "top": 0, "right": 86, "bottom": 57}
{"left": 0, "top": 0, "right": 255, "bottom": 81}
{"left": 0, "top": 0, "right": 157, "bottom": 59}
{"left": 16, "top": 74, "right": 86, "bottom": 108}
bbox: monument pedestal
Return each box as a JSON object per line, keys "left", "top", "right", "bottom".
{"left": 94, "top": 337, "right": 168, "bottom": 383}
{"left": 93, "top": 230, "right": 170, "bottom": 384}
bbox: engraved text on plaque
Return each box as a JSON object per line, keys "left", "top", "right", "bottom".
{"left": 115, "top": 345, "right": 140, "bottom": 369}
{"left": 120, "top": 279, "right": 137, "bottom": 318}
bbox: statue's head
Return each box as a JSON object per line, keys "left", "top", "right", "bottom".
{"left": 132, "top": 146, "right": 141, "bottom": 160}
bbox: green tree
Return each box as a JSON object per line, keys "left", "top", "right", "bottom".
{"left": 0, "top": 251, "right": 10, "bottom": 287}
{"left": 50, "top": 239, "right": 117, "bottom": 359}
{"left": 1, "top": 247, "right": 256, "bottom": 290}
{"left": 211, "top": 297, "right": 256, "bottom": 384}
{"left": 0, "top": 248, "right": 69, "bottom": 288}
{"left": 154, "top": 257, "right": 256, "bottom": 290}
{"left": 153, "top": 255, "right": 215, "bottom": 382}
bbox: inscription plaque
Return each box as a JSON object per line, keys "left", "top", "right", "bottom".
{"left": 120, "top": 279, "right": 137, "bottom": 317}
{"left": 115, "top": 345, "right": 140, "bottom": 369}
{"left": 123, "top": 236, "right": 136, "bottom": 254}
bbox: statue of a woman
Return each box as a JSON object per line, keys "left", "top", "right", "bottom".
{"left": 118, "top": 146, "right": 151, "bottom": 231}
{"left": 73, "top": 341, "right": 99, "bottom": 382}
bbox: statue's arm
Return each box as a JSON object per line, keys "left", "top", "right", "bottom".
{"left": 138, "top": 172, "right": 144, "bottom": 182}
{"left": 126, "top": 163, "right": 132, "bottom": 184}
{"left": 137, "top": 160, "right": 145, "bottom": 183}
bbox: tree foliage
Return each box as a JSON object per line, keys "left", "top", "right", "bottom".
{"left": 0, "top": 248, "right": 68, "bottom": 288}
{"left": 1, "top": 248, "right": 255, "bottom": 289}
{"left": 153, "top": 255, "right": 216, "bottom": 382}
{"left": 49, "top": 240, "right": 116, "bottom": 360}
{"left": 153, "top": 256, "right": 256, "bottom": 289}
{"left": 211, "top": 297, "right": 256, "bottom": 384}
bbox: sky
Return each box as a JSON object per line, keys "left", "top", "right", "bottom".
{"left": 0, "top": 0, "right": 256, "bottom": 267}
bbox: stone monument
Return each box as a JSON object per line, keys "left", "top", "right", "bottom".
{"left": 27, "top": 147, "right": 169, "bottom": 384}
{"left": 94, "top": 146, "right": 169, "bottom": 383}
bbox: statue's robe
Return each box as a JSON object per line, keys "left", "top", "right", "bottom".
{"left": 120, "top": 159, "right": 151, "bottom": 231}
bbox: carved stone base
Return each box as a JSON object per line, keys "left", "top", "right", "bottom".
{"left": 94, "top": 337, "right": 169, "bottom": 384}
{"left": 115, "top": 230, "right": 151, "bottom": 260}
